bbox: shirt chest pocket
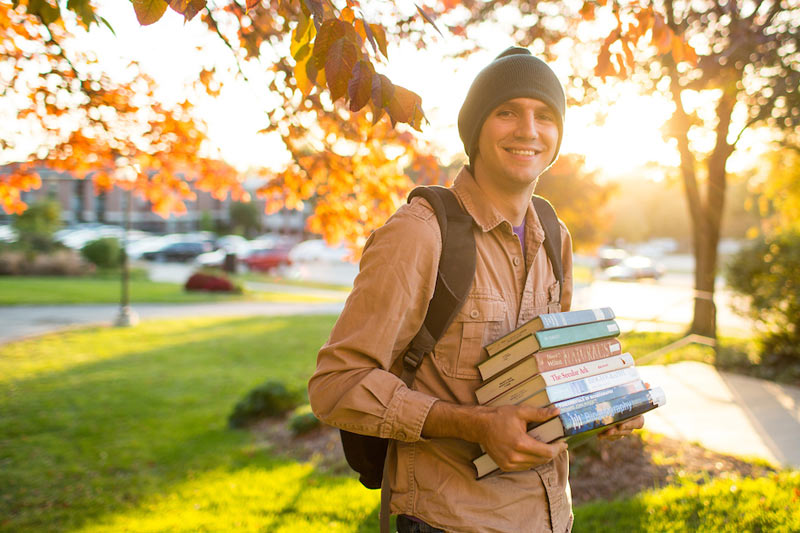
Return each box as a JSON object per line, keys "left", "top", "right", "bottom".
{"left": 432, "top": 291, "right": 506, "bottom": 380}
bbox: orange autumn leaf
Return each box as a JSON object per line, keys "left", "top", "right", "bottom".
{"left": 132, "top": 0, "right": 168, "bottom": 25}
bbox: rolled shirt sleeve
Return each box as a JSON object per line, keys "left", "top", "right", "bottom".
{"left": 308, "top": 199, "right": 441, "bottom": 442}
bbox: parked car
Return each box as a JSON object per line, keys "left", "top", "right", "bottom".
{"left": 142, "top": 241, "right": 213, "bottom": 262}
{"left": 597, "top": 247, "right": 628, "bottom": 269}
{"left": 241, "top": 243, "right": 293, "bottom": 272}
{"left": 288, "top": 239, "right": 349, "bottom": 263}
{"left": 604, "top": 256, "right": 665, "bottom": 281}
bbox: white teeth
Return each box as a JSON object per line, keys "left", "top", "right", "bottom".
{"left": 507, "top": 149, "right": 537, "bottom": 156}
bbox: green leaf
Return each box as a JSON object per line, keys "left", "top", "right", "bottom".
{"left": 27, "top": 0, "right": 61, "bottom": 25}
{"left": 67, "top": 0, "right": 97, "bottom": 28}
{"left": 132, "top": 0, "right": 168, "bottom": 25}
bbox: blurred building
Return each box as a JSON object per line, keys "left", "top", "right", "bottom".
{"left": 0, "top": 166, "right": 308, "bottom": 236}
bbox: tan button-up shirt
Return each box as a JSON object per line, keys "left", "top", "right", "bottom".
{"left": 309, "top": 168, "right": 575, "bottom": 533}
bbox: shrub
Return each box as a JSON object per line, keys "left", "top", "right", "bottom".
{"left": 727, "top": 232, "right": 800, "bottom": 373}
{"left": 81, "top": 237, "right": 121, "bottom": 269}
{"left": 184, "top": 272, "right": 239, "bottom": 293}
{"left": 228, "top": 380, "right": 304, "bottom": 428}
{"left": 287, "top": 404, "right": 320, "bottom": 436}
{"left": 12, "top": 200, "right": 61, "bottom": 251}
{"left": 0, "top": 249, "right": 93, "bottom": 276}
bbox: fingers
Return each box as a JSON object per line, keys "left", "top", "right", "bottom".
{"left": 495, "top": 438, "right": 567, "bottom": 472}
{"left": 598, "top": 415, "right": 645, "bottom": 440}
{"left": 518, "top": 405, "right": 560, "bottom": 423}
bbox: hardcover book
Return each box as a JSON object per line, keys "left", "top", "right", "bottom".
{"left": 486, "top": 366, "right": 641, "bottom": 407}
{"left": 475, "top": 352, "right": 634, "bottom": 405}
{"left": 479, "top": 320, "right": 621, "bottom": 381}
{"left": 478, "top": 337, "right": 623, "bottom": 382}
{"left": 486, "top": 307, "right": 615, "bottom": 356}
{"left": 473, "top": 387, "right": 666, "bottom": 478}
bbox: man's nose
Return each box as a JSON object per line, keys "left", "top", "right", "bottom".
{"left": 515, "top": 112, "right": 539, "bottom": 139}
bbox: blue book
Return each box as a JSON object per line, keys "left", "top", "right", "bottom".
{"left": 474, "top": 387, "right": 665, "bottom": 478}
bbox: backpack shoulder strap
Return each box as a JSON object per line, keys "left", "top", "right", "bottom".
{"left": 532, "top": 195, "right": 563, "bottom": 300}
{"left": 401, "top": 186, "right": 476, "bottom": 386}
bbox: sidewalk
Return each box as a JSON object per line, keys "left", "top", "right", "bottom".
{"left": 0, "top": 301, "right": 345, "bottom": 345}
{"left": 1, "top": 301, "right": 798, "bottom": 469}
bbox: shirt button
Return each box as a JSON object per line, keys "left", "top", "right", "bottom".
{"left": 469, "top": 309, "right": 480, "bottom": 319}
{"left": 513, "top": 257, "right": 521, "bottom": 266}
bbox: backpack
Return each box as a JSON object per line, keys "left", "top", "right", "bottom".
{"left": 339, "top": 186, "right": 564, "bottom": 490}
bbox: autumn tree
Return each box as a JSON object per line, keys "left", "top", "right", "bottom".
{"left": 0, "top": 1, "right": 249, "bottom": 217}
{"left": 451, "top": 0, "right": 799, "bottom": 338}
{"left": 534, "top": 154, "right": 615, "bottom": 251}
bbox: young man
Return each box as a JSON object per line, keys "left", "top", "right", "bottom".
{"left": 309, "top": 47, "right": 643, "bottom": 533}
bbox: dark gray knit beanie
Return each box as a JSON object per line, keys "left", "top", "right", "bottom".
{"left": 458, "top": 47, "right": 566, "bottom": 168}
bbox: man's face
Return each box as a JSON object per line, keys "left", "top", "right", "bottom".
{"left": 473, "top": 97, "right": 559, "bottom": 189}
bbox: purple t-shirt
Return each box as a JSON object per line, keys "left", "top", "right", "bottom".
{"left": 512, "top": 222, "right": 526, "bottom": 258}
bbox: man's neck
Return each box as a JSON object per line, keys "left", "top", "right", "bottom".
{"left": 471, "top": 167, "right": 537, "bottom": 227}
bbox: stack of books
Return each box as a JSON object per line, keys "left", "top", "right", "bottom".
{"left": 472, "top": 307, "right": 665, "bottom": 478}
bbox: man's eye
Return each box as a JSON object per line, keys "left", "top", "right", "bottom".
{"left": 538, "top": 113, "right": 555, "bottom": 122}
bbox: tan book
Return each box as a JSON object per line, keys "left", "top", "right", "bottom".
{"left": 477, "top": 352, "right": 634, "bottom": 405}
{"left": 486, "top": 307, "right": 615, "bottom": 356}
{"left": 474, "top": 346, "right": 626, "bottom": 404}
{"left": 487, "top": 366, "right": 640, "bottom": 408}
{"left": 478, "top": 337, "right": 622, "bottom": 382}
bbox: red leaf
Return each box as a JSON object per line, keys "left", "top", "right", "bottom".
{"left": 371, "top": 73, "right": 394, "bottom": 124}
{"left": 168, "top": 0, "right": 205, "bottom": 21}
{"left": 369, "top": 23, "right": 388, "bottom": 59}
{"left": 388, "top": 85, "right": 425, "bottom": 130}
{"left": 132, "top": 0, "right": 168, "bottom": 25}
{"left": 325, "top": 38, "right": 359, "bottom": 101}
{"left": 246, "top": 0, "right": 260, "bottom": 11}
{"left": 348, "top": 60, "right": 374, "bottom": 111}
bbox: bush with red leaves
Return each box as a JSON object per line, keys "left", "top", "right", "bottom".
{"left": 184, "top": 272, "right": 238, "bottom": 293}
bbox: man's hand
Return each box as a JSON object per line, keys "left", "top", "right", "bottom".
{"left": 422, "top": 401, "right": 566, "bottom": 473}
{"left": 479, "top": 405, "right": 568, "bottom": 472}
{"left": 597, "top": 415, "right": 645, "bottom": 441}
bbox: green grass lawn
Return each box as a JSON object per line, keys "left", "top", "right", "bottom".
{"left": 0, "top": 276, "right": 339, "bottom": 305}
{"left": 1, "top": 317, "right": 796, "bottom": 532}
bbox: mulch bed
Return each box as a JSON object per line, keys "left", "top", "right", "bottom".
{"left": 253, "top": 418, "right": 777, "bottom": 504}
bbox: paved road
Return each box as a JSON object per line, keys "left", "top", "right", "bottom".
{"left": 0, "top": 301, "right": 345, "bottom": 344}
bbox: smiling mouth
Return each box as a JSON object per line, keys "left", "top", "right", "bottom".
{"left": 505, "top": 148, "right": 540, "bottom": 156}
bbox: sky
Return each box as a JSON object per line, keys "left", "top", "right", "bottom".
{"left": 14, "top": 3, "right": 773, "bottom": 180}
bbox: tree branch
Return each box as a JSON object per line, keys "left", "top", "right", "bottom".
{"left": 204, "top": 6, "right": 250, "bottom": 83}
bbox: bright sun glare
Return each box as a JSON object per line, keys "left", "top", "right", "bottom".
{"left": 51, "top": 6, "right": 727, "bottom": 182}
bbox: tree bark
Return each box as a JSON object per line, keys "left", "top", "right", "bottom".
{"left": 667, "top": 61, "right": 737, "bottom": 339}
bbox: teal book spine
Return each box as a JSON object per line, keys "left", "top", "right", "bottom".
{"left": 534, "top": 320, "right": 620, "bottom": 349}
{"left": 538, "top": 307, "right": 615, "bottom": 330}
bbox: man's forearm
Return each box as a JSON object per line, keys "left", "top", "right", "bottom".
{"left": 421, "top": 400, "right": 491, "bottom": 443}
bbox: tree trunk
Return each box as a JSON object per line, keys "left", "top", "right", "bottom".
{"left": 688, "top": 90, "right": 736, "bottom": 339}
{"left": 667, "top": 63, "right": 737, "bottom": 340}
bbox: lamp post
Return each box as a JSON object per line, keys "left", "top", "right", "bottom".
{"left": 114, "top": 162, "right": 139, "bottom": 327}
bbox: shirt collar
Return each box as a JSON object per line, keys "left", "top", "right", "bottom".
{"left": 452, "top": 167, "right": 546, "bottom": 245}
